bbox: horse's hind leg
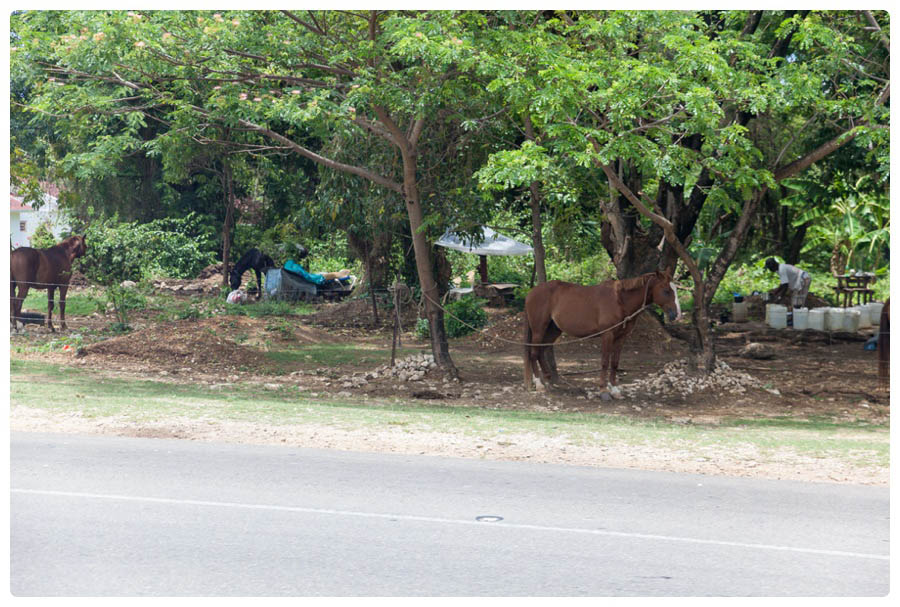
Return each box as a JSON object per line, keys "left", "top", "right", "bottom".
{"left": 539, "top": 325, "right": 562, "bottom": 384}
{"left": 524, "top": 322, "right": 552, "bottom": 391}
{"left": 46, "top": 286, "right": 56, "bottom": 332}
{"left": 523, "top": 323, "right": 535, "bottom": 390}
{"left": 10, "top": 280, "right": 17, "bottom": 330}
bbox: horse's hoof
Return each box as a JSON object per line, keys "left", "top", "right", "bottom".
{"left": 608, "top": 385, "right": 624, "bottom": 399}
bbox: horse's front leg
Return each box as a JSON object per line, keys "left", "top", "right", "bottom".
{"left": 254, "top": 269, "right": 263, "bottom": 299}
{"left": 607, "top": 337, "right": 627, "bottom": 399}
{"left": 46, "top": 287, "right": 56, "bottom": 332}
{"left": 58, "top": 285, "right": 69, "bottom": 330}
{"left": 598, "top": 333, "right": 614, "bottom": 391}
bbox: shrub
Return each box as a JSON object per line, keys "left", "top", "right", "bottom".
{"left": 415, "top": 317, "right": 430, "bottom": 339}
{"left": 29, "top": 222, "right": 58, "bottom": 249}
{"left": 444, "top": 296, "right": 488, "bottom": 338}
{"left": 79, "top": 213, "right": 216, "bottom": 284}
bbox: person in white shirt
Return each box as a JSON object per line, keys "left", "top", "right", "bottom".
{"left": 765, "top": 258, "right": 811, "bottom": 309}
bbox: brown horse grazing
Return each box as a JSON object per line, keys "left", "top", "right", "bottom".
{"left": 10, "top": 235, "right": 87, "bottom": 332}
{"left": 878, "top": 299, "right": 889, "bottom": 389}
{"left": 523, "top": 270, "right": 682, "bottom": 393}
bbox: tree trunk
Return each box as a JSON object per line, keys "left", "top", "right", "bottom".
{"left": 399, "top": 148, "right": 458, "bottom": 378}
{"left": 221, "top": 161, "right": 235, "bottom": 289}
{"left": 522, "top": 116, "right": 547, "bottom": 284}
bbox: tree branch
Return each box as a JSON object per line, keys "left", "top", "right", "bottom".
{"left": 773, "top": 125, "right": 868, "bottom": 181}
{"left": 862, "top": 10, "right": 890, "bottom": 53}
{"left": 236, "top": 117, "right": 403, "bottom": 193}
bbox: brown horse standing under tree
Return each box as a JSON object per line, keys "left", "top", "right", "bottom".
{"left": 523, "top": 270, "right": 682, "bottom": 393}
{"left": 10, "top": 235, "right": 87, "bottom": 332}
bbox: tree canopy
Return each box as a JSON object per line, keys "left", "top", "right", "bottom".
{"left": 11, "top": 9, "right": 890, "bottom": 373}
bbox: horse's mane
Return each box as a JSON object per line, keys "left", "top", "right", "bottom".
{"left": 617, "top": 273, "right": 653, "bottom": 291}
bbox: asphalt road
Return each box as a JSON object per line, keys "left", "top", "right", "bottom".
{"left": 10, "top": 432, "right": 889, "bottom": 596}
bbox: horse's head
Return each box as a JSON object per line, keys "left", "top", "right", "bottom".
{"left": 650, "top": 270, "right": 682, "bottom": 323}
{"left": 229, "top": 268, "right": 242, "bottom": 291}
{"left": 66, "top": 235, "right": 87, "bottom": 259}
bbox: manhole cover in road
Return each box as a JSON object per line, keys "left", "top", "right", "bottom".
{"left": 475, "top": 515, "right": 503, "bottom": 523}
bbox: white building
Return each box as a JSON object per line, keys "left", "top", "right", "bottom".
{"left": 9, "top": 186, "right": 72, "bottom": 249}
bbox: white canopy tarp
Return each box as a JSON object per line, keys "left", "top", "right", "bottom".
{"left": 435, "top": 226, "right": 533, "bottom": 256}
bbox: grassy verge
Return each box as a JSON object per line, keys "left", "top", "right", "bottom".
{"left": 9, "top": 360, "right": 889, "bottom": 474}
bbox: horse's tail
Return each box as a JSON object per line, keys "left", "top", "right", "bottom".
{"left": 523, "top": 317, "right": 533, "bottom": 390}
{"left": 878, "top": 299, "right": 890, "bottom": 388}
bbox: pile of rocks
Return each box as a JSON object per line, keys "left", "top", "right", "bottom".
{"left": 371, "top": 353, "right": 437, "bottom": 382}
{"left": 329, "top": 353, "right": 438, "bottom": 387}
{"left": 619, "top": 358, "right": 763, "bottom": 398}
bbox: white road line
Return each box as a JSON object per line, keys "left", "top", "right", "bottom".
{"left": 12, "top": 488, "right": 888, "bottom": 561}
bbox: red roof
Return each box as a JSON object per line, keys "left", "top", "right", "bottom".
{"left": 10, "top": 193, "right": 32, "bottom": 212}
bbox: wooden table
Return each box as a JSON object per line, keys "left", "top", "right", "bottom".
{"left": 833, "top": 274, "right": 876, "bottom": 307}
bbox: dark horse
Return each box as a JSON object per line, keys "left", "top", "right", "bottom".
{"left": 878, "top": 299, "right": 890, "bottom": 389}
{"left": 10, "top": 235, "right": 87, "bottom": 332}
{"left": 229, "top": 248, "right": 278, "bottom": 299}
{"left": 523, "top": 270, "right": 682, "bottom": 393}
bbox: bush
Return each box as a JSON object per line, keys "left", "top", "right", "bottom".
{"left": 79, "top": 213, "right": 216, "bottom": 285}
{"left": 415, "top": 317, "right": 430, "bottom": 339}
{"left": 29, "top": 222, "right": 57, "bottom": 249}
{"left": 444, "top": 296, "right": 488, "bottom": 338}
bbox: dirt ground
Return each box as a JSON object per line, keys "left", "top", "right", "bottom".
{"left": 9, "top": 287, "right": 890, "bottom": 484}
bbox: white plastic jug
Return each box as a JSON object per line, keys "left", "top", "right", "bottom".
{"left": 825, "top": 307, "right": 845, "bottom": 331}
{"left": 842, "top": 309, "right": 861, "bottom": 332}
{"left": 855, "top": 305, "right": 872, "bottom": 329}
{"left": 732, "top": 300, "right": 748, "bottom": 322}
{"left": 765, "top": 303, "right": 780, "bottom": 324}
{"left": 767, "top": 304, "right": 787, "bottom": 329}
{"left": 793, "top": 307, "right": 809, "bottom": 330}
{"left": 808, "top": 308, "right": 826, "bottom": 331}
{"left": 867, "top": 302, "right": 884, "bottom": 326}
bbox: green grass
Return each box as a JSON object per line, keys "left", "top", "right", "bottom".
{"left": 18, "top": 291, "right": 101, "bottom": 316}
{"left": 9, "top": 359, "right": 889, "bottom": 472}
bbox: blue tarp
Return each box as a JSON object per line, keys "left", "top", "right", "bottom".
{"left": 284, "top": 259, "right": 326, "bottom": 285}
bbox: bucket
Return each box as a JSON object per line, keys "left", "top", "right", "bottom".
{"left": 808, "top": 308, "right": 826, "bottom": 331}
{"left": 767, "top": 304, "right": 787, "bottom": 329}
{"left": 855, "top": 305, "right": 872, "bottom": 329}
{"left": 867, "top": 302, "right": 884, "bottom": 326}
{"left": 732, "top": 300, "right": 748, "bottom": 322}
{"left": 793, "top": 307, "right": 809, "bottom": 330}
{"left": 842, "top": 309, "right": 861, "bottom": 332}
{"left": 825, "top": 307, "right": 845, "bottom": 331}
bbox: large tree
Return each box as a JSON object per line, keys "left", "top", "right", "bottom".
{"left": 13, "top": 10, "right": 509, "bottom": 377}
{"left": 478, "top": 10, "right": 889, "bottom": 371}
